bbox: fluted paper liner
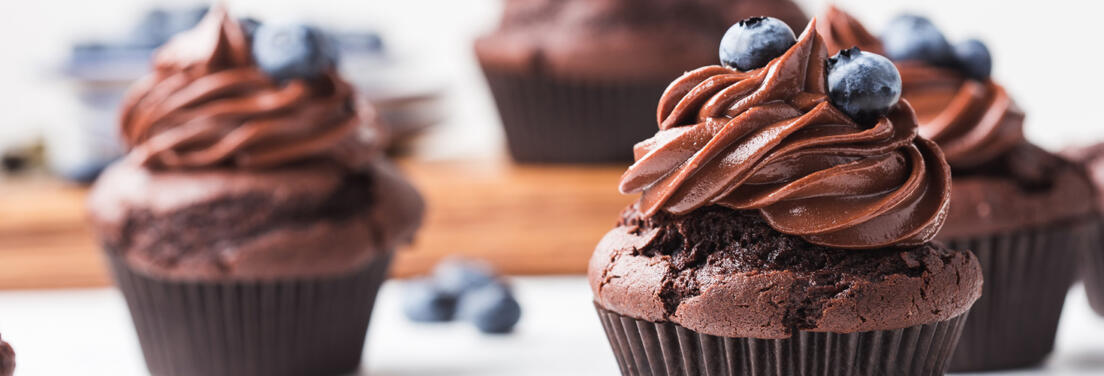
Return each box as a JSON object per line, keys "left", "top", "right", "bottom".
{"left": 481, "top": 68, "right": 667, "bottom": 163}
{"left": 109, "top": 252, "right": 392, "bottom": 376}
{"left": 595, "top": 304, "right": 968, "bottom": 376}
{"left": 942, "top": 219, "right": 1091, "bottom": 372}
{"left": 1082, "top": 216, "right": 1104, "bottom": 316}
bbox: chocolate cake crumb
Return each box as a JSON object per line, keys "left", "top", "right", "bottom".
{"left": 113, "top": 172, "right": 376, "bottom": 268}
{"left": 620, "top": 205, "right": 962, "bottom": 332}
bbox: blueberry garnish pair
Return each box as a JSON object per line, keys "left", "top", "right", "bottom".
{"left": 881, "top": 14, "right": 992, "bottom": 80}
{"left": 401, "top": 259, "right": 522, "bottom": 334}
{"left": 244, "top": 20, "right": 338, "bottom": 81}
{"left": 718, "top": 17, "right": 902, "bottom": 125}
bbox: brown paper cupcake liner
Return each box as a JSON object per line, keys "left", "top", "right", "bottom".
{"left": 941, "top": 219, "right": 1091, "bottom": 372}
{"left": 108, "top": 252, "right": 393, "bottom": 376}
{"left": 595, "top": 304, "right": 968, "bottom": 376}
{"left": 482, "top": 68, "right": 668, "bottom": 163}
{"left": 1082, "top": 216, "right": 1104, "bottom": 316}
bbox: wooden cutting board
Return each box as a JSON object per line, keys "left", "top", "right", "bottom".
{"left": 0, "top": 158, "right": 633, "bottom": 290}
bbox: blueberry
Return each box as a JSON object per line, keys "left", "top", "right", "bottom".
{"left": 880, "top": 14, "right": 954, "bottom": 66}
{"left": 251, "top": 23, "right": 338, "bottom": 81}
{"left": 953, "top": 39, "right": 992, "bottom": 80}
{"left": 826, "top": 48, "right": 902, "bottom": 124}
{"left": 719, "top": 16, "right": 796, "bottom": 71}
{"left": 432, "top": 259, "right": 497, "bottom": 297}
{"left": 401, "top": 279, "right": 457, "bottom": 322}
{"left": 456, "top": 283, "right": 521, "bottom": 334}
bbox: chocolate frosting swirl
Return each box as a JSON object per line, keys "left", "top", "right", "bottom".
{"left": 818, "top": 6, "right": 1025, "bottom": 169}
{"left": 119, "top": 6, "right": 376, "bottom": 170}
{"left": 620, "top": 19, "right": 951, "bottom": 249}
{"left": 900, "top": 64, "right": 1025, "bottom": 169}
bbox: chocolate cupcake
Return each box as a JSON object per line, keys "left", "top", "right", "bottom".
{"left": 818, "top": 7, "right": 1097, "bottom": 371}
{"left": 475, "top": 0, "right": 807, "bottom": 163}
{"left": 589, "top": 18, "right": 982, "bottom": 376}
{"left": 0, "top": 334, "right": 12, "bottom": 376}
{"left": 86, "top": 7, "right": 424, "bottom": 376}
{"left": 1061, "top": 144, "right": 1104, "bottom": 317}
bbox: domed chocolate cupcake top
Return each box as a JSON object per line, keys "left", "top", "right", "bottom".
{"left": 119, "top": 5, "right": 377, "bottom": 170}
{"left": 619, "top": 19, "right": 951, "bottom": 249}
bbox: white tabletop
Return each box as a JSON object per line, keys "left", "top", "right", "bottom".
{"left": 0, "top": 277, "right": 1102, "bottom": 376}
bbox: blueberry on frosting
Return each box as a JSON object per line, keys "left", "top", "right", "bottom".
{"left": 953, "top": 39, "right": 992, "bottom": 80}
{"left": 251, "top": 23, "right": 338, "bottom": 81}
{"left": 881, "top": 14, "right": 954, "bottom": 66}
{"left": 719, "top": 17, "right": 796, "bottom": 71}
{"left": 827, "top": 47, "right": 902, "bottom": 124}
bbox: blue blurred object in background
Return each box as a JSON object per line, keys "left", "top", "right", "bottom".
{"left": 53, "top": 6, "right": 209, "bottom": 183}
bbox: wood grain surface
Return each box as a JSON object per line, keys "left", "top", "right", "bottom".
{"left": 0, "top": 159, "right": 633, "bottom": 290}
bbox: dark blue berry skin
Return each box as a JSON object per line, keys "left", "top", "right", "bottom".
{"left": 401, "top": 279, "right": 457, "bottom": 323}
{"left": 433, "top": 260, "right": 497, "bottom": 297}
{"left": 251, "top": 23, "right": 338, "bottom": 81}
{"left": 719, "top": 17, "right": 796, "bottom": 71}
{"left": 881, "top": 14, "right": 954, "bottom": 66}
{"left": 953, "top": 39, "right": 992, "bottom": 80}
{"left": 456, "top": 283, "right": 522, "bottom": 334}
{"left": 826, "top": 48, "right": 902, "bottom": 124}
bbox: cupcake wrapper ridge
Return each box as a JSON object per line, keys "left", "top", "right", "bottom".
{"left": 595, "top": 304, "right": 969, "bottom": 376}
{"left": 482, "top": 68, "right": 667, "bottom": 163}
{"left": 1081, "top": 216, "right": 1104, "bottom": 316}
{"left": 109, "top": 252, "right": 393, "bottom": 376}
{"left": 942, "top": 220, "right": 1090, "bottom": 372}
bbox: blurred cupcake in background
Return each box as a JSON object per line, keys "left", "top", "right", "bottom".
{"left": 0, "top": 334, "right": 12, "bottom": 376}
{"left": 591, "top": 17, "right": 981, "bottom": 375}
{"left": 818, "top": 6, "right": 1097, "bottom": 372}
{"left": 475, "top": 0, "right": 807, "bottom": 163}
{"left": 1061, "top": 145, "right": 1104, "bottom": 318}
{"left": 86, "top": 6, "right": 424, "bottom": 376}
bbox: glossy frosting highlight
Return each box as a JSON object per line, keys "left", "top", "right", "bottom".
{"left": 620, "top": 19, "right": 951, "bottom": 249}
{"left": 119, "top": 7, "right": 376, "bottom": 170}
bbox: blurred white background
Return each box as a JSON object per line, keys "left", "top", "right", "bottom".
{"left": 0, "top": 0, "right": 1101, "bottom": 158}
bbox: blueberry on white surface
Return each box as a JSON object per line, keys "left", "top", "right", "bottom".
{"left": 456, "top": 283, "right": 522, "bottom": 334}
{"left": 432, "top": 259, "right": 497, "bottom": 297}
{"left": 401, "top": 279, "right": 457, "bottom": 323}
